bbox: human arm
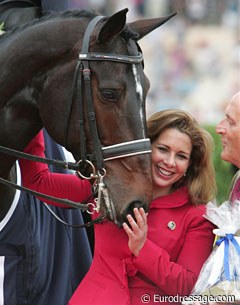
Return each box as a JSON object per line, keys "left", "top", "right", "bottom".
{"left": 19, "top": 130, "right": 92, "bottom": 207}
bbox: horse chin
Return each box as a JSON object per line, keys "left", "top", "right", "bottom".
{"left": 102, "top": 192, "right": 149, "bottom": 227}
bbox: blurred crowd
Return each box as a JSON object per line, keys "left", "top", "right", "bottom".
{"left": 98, "top": 0, "right": 239, "bottom": 124}
{"left": 112, "top": 0, "right": 240, "bottom": 124}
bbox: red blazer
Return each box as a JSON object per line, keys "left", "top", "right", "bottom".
{"left": 20, "top": 131, "right": 215, "bottom": 305}
{"left": 69, "top": 188, "right": 215, "bottom": 305}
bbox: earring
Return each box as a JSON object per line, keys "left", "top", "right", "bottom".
{"left": 184, "top": 172, "right": 186, "bottom": 176}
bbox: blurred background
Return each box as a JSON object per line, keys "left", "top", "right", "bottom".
{"left": 49, "top": 0, "right": 239, "bottom": 124}
{"left": 22, "top": 0, "right": 240, "bottom": 202}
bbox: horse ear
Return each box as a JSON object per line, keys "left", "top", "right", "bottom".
{"left": 97, "top": 8, "right": 128, "bottom": 44}
{"left": 128, "top": 12, "right": 177, "bottom": 40}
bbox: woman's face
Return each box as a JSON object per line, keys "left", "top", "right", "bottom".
{"left": 151, "top": 128, "right": 192, "bottom": 198}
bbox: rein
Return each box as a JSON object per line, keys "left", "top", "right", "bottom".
{"left": 0, "top": 15, "right": 152, "bottom": 227}
{"left": 0, "top": 175, "right": 106, "bottom": 228}
{"left": 0, "top": 144, "right": 107, "bottom": 227}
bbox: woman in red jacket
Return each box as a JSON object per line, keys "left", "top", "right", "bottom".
{"left": 20, "top": 109, "right": 217, "bottom": 305}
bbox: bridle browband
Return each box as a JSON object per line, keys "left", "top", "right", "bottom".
{"left": 0, "top": 15, "right": 152, "bottom": 227}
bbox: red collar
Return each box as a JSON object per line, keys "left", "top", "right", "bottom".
{"left": 150, "top": 186, "right": 189, "bottom": 209}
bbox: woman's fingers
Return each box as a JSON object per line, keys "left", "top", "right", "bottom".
{"left": 133, "top": 207, "right": 147, "bottom": 229}
{"left": 123, "top": 208, "right": 148, "bottom": 257}
{"left": 126, "top": 213, "right": 139, "bottom": 233}
{"left": 123, "top": 208, "right": 147, "bottom": 234}
{"left": 122, "top": 222, "right": 132, "bottom": 237}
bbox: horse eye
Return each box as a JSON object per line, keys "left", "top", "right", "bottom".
{"left": 100, "top": 89, "right": 117, "bottom": 102}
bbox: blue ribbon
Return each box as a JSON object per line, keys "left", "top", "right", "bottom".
{"left": 216, "top": 233, "right": 240, "bottom": 281}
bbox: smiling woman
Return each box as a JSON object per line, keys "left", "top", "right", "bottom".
{"left": 118, "top": 109, "right": 217, "bottom": 305}
{"left": 151, "top": 128, "right": 192, "bottom": 197}
{"left": 147, "top": 109, "right": 217, "bottom": 204}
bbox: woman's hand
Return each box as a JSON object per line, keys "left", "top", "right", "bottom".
{"left": 123, "top": 207, "right": 148, "bottom": 257}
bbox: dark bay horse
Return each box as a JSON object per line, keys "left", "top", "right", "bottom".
{"left": 0, "top": 8, "right": 175, "bottom": 226}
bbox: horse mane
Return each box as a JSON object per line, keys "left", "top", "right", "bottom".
{"left": 0, "top": 9, "right": 139, "bottom": 42}
{"left": 0, "top": 9, "right": 97, "bottom": 41}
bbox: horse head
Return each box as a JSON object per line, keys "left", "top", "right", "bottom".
{"left": 0, "top": 9, "right": 175, "bottom": 226}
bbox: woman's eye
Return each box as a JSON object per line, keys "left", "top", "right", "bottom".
{"left": 178, "top": 154, "right": 188, "bottom": 160}
{"left": 101, "top": 89, "right": 117, "bottom": 102}
{"left": 158, "top": 146, "right": 167, "bottom": 152}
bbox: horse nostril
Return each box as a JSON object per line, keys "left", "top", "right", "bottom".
{"left": 124, "top": 200, "right": 147, "bottom": 223}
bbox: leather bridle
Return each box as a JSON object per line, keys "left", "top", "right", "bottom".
{"left": 65, "top": 15, "right": 151, "bottom": 178}
{"left": 0, "top": 15, "right": 152, "bottom": 227}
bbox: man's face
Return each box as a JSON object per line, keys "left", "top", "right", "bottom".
{"left": 216, "top": 92, "right": 240, "bottom": 167}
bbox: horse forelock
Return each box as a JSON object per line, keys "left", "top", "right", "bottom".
{"left": 121, "top": 25, "right": 140, "bottom": 42}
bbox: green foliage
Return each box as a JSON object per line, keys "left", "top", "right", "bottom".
{"left": 204, "top": 125, "right": 235, "bottom": 204}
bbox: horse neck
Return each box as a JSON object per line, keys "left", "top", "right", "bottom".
{"left": 0, "top": 17, "right": 83, "bottom": 165}
{"left": 0, "top": 102, "right": 42, "bottom": 174}
{"left": 0, "top": 17, "right": 85, "bottom": 102}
